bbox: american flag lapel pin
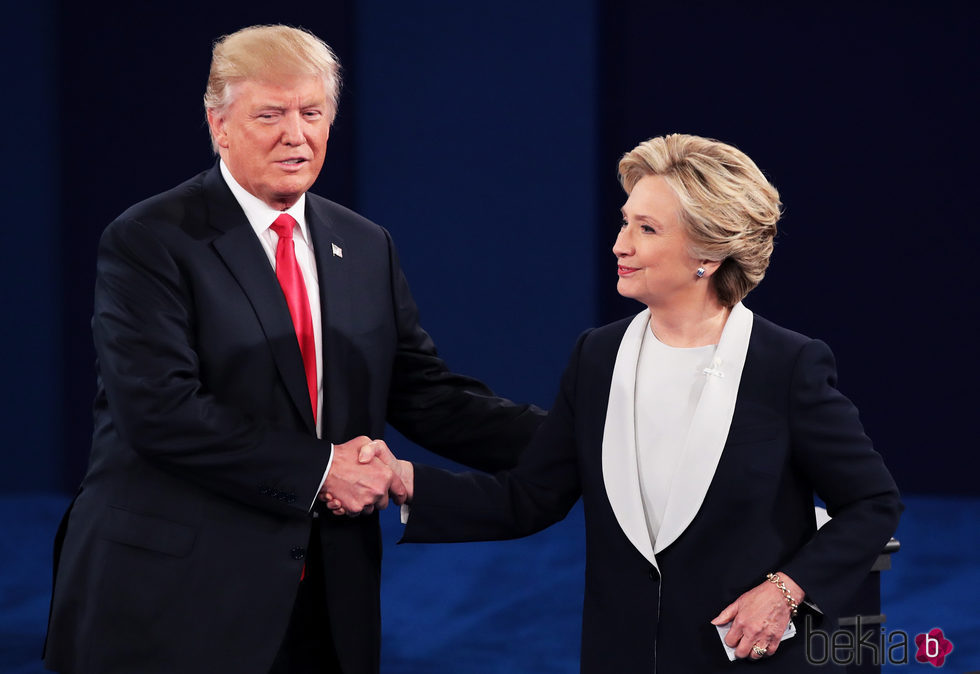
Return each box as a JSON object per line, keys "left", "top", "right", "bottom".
{"left": 331, "top": 243, "right": 343, "bottom": 258}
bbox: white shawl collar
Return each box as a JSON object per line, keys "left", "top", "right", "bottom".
{"left": 600, "top": 303, "right": 754, "bottom": 569}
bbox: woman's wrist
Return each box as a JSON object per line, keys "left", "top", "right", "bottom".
{"left": 766, "top": 572, "right": 802, "bottom": 617}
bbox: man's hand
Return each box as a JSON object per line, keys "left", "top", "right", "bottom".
{"left": 322, "top": 439, "right": 414, "bottom": 515}
{"left": 318, "top": 436, "right": 407, "bottom": 516}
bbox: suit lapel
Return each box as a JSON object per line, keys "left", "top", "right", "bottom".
{"left": 204, "top": 167, "right": 316, "bottom": 434}
{"left": 654, "top": 302, "right": 754, "bottom": 553}
{"left": 306, "top": 198, "right": 350, "bottom": 443}
{"left": 601, "top": 310, "right": 657, "bottom": 568}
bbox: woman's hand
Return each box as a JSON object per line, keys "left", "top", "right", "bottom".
{"left": 710, "top": 573, "right": 803, "bottom": 660}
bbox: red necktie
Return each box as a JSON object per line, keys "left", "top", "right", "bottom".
{"left": 270, "top": 213, "right": 317, "bottom": 424}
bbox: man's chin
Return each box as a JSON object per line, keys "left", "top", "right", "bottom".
{"left": 265, "top": 181, "right": 315, "bottom": 209}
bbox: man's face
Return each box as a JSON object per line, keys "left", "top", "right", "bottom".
{"left": 208, "top": 75, "right": 331, "bottom": 210}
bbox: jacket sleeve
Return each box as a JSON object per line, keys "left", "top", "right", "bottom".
{"left": 779, "top": 339, "right": 902, "bottom": 618}
{"left": 400, "top": 331, "right": 589, "bottom": 543}
{"left": 93, "top": 217, "right": 329, "bottom": 517}
{"left": 382, "top": 228, "right": 546, "bottom": 472}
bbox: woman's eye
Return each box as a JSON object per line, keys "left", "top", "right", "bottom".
{"left": 641, "top": 225, "right": 655, "bottom": 234}
{"left": 619, "top": 219, "right": 628, "bottom": 229}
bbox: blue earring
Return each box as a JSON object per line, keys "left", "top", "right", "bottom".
{"left": 696, "top": 267, "right": 705, "bottom": 278}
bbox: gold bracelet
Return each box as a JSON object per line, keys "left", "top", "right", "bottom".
{"left": 766, "top": 572, "right": 799, "bottom": 617}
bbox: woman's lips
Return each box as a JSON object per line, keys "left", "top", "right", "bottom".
{"left": 618, "top": 265, "right": 639, "bottom": 276}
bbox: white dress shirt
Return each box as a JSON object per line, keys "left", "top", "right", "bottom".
{"left": 218, "top": 160, "right": 332, "bottom": 505}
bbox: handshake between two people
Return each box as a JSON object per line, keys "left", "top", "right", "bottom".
{"left": 317, "top": 436, "right": 415, "bottom": 516}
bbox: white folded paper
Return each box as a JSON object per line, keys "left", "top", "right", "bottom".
{"left": 714, "top": 620, "right": 796, "bottom": 661}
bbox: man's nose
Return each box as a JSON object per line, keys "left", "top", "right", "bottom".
{"left": 281, "top": 112, "right": 304, "bottom": 146}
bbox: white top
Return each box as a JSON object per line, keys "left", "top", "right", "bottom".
{"left": 602, "top": 304, "right": 754, "bottom": 568}
{"left": 634, "top": 322, "right": 717, "bottom": 548}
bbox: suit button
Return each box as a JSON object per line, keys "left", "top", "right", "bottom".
{"left": 648, "top": 568, "right": 656, "bottom": 580}
{"left": 291, "top": 547, "right": 306, "bottom": 560}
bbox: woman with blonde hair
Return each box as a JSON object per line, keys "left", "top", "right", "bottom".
{"left": 348, "top": 134, "right": 901, "bottom": 671}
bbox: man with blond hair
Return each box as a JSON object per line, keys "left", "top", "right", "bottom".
{"left": 44, "top": 24, "right": 542, "bottom": 674}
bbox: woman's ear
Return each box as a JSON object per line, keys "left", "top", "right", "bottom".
{"left": 697, "top": 259, "right": 723, "bottom": 279}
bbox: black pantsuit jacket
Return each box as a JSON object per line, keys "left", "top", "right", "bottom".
{"left": 403, "top": 310, "right": 902, "bottom": 672}
{"left": 44, "top": 165, "right": 543, "bottom": 674}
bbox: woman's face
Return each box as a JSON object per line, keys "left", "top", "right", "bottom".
{"left": 614, "top": 175, "right": 703, "bottom": 308}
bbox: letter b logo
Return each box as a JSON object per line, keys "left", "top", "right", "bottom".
{"left": 915, "top": 628, "right": 953, "bottom": 667}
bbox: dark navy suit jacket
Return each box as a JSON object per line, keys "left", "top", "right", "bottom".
{"left": 44, "top": 165, "right": 543, "bottom": 674}
{"left": 403, "top": 313, "right": 901, "bottom": 673}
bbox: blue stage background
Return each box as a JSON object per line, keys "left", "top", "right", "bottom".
{"left": 2, "top": 1, "right": 978, "bottom": 672}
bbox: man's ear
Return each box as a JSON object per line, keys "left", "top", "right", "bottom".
{"left": 206, "top": 108, "right": 230, "bottom": 149}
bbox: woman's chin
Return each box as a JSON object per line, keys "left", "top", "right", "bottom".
{"left": 616, "top": 281, "right": 644, "bottom": 303}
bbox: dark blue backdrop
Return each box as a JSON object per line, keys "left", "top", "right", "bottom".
{"left": 597, "top": 2, "right": 980, "bottom": 495}
{"left": 3, "top": 1, "right": 977, "bottom": 495}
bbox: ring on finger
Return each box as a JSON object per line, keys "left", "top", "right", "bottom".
{"left": 752, "top": 645, "right": 768, "bottom": 657}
